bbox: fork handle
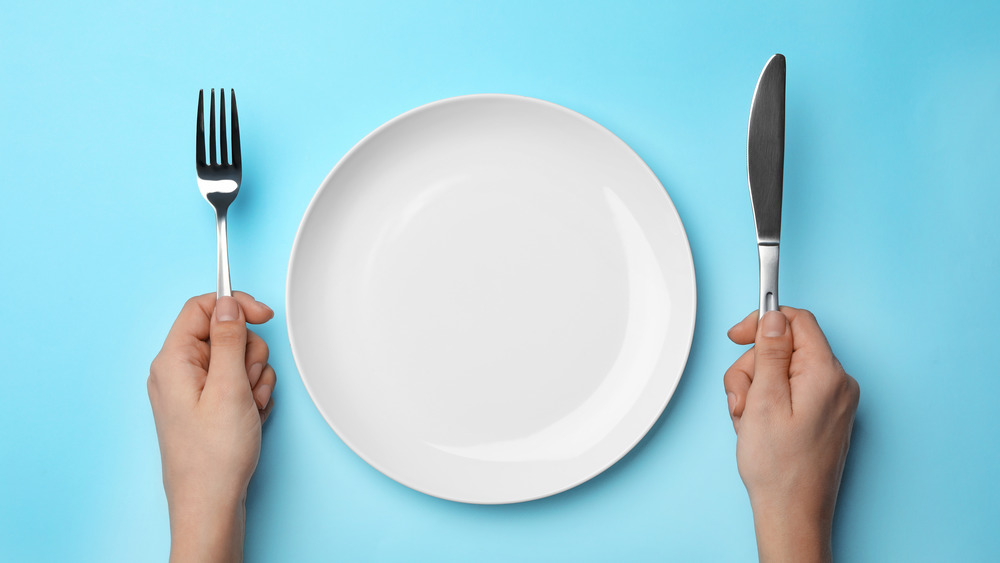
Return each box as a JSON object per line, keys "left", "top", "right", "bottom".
{"left": 216, "top": 210, "right": 232, "bottom": 298}
{"left": 758, "top": 243, "right": 779, "bottom": 319}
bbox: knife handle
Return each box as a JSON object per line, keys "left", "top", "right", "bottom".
{"left": 758, "top": 243, "right": 779, "bottom": 318}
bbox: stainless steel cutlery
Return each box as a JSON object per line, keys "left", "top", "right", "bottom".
{"left": 196, "top": 88, "right": 242, "bottom": 299}
{"left": 747, "top": 54, "right": 786, "bottom": 318}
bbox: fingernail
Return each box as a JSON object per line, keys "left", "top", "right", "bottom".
{"left": 761, "top": 311, "right": 786, "bottom": 337}
{"left": 255, "top": 384, "right": 273, "bottom": 409}
{"left": 215, "top": 297, "right": 240, "bottom": 322}
{"left": 216, "top": 296, "right": 239, "bottom": 322}
{"left": 248, "top": 362, "right": 264, "bottom": 386}
{"left": 727, "top": 392, "right": 736, "bottom": 415}
{"left": 260, "top": 302, "right": 274, "bottom": 315}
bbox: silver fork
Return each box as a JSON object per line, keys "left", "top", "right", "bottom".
{"left": 196, "top": 88, "right": 242, "bottom": 298}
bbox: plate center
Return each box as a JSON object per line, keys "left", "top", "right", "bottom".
{"left": 358, "top": 174, "right": 633, "bottom": 448}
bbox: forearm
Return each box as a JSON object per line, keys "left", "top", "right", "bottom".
{"left": 168, "top": 491, "right": 247, "bottom": 563}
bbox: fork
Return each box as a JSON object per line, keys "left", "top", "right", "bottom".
{"left": 196, "top": 88, "right": 242, "bottom": 298}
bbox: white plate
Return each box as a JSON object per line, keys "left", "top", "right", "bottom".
{"left": 287, "top": 94, "right": 696, "bottom": 504}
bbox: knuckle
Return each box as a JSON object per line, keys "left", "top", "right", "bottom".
{"left": 184, "top": 341, "right": 210, "bottom": 366}
{"left": 722, "top": 366, "right": 735, "bottom": 383}
{"left": 744, "top": 396, "right": 780, "bottom": 418}
{"left": 146, "top": 369, "right": 162, "bottom": 402}
{"left": 829, "top": 373, "right": 860, "bottom": 402}
{"left": 211, "top": 325, "right": 245, "bottom": 348}
{"left": 722, "top": 367, "right": 742, "bottom": 390}
{"left": 847, "top": 374, "right": 861, "bottom": 403}
{"left": 831, "top": 376, "right": 849, "bottom": 395}
{"left": 798, "top": 309, "right": 817, "bottom": 323}
{"left": 264, "top": 365, "right": 277, "bottom": 384}
{"left": 149, "top": 355, "right": 164, "bottom": 378}
{"left": 756, "top": 344, "right": 791, "bottom": 363}
{"left": 248, "top": 339, "right": 270, "bottom": 363}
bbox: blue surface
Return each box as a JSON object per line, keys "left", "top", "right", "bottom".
{"left": 2, "top": 1, "right": 998, "bottom": 560}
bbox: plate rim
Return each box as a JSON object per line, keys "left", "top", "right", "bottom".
{"left": 286, "top": 93, "right": 697, "bottom": 504}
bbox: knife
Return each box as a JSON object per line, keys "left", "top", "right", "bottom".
{"left": 747, "top": 54, "right": 785, "bottom": 318}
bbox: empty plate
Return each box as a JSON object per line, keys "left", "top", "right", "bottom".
{"left": 286, "top": 94, "right": 696, "bottom": 503}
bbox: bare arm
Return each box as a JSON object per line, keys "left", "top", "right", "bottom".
{"left": 724, "top": 308, "right": 860, "bottom": 563}
{"left": 148, "top": 293, "right": 277, "bottom": 562}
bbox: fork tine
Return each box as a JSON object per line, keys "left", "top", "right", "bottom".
{"left": 209, "top": 88, "right": 217, "bottom": 166}
{"left": 219, "top": 88, "right": 228, "bottom": 166}
{"left": 196, "top": 90, "right": 206, "bottom": 166}
{"left": 230, "top": 89, "right": 241, "bottom": 168}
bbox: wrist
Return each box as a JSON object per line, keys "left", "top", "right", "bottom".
{"left": 750, "top": 497, "right": 833, "bottom": 563}
{"left": 168, "top": 488, "right": 246, "bottom": 563}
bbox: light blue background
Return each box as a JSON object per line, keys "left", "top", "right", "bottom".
{"left": 2, "top": 0, "right": 998, "bottom": 561}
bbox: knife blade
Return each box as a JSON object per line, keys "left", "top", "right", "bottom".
{"left": 747, "top": 53, "right": 785, "bottom": 317}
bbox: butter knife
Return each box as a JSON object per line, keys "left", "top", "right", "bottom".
{"left": 747, "top": 54, "right": 785, "bottom": 318}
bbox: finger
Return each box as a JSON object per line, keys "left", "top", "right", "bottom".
{"left": 204, "top": 296, "right": 250, "bottom": 394}
{"left": 728, "top": 306, "right": 833, "bottom": 348}
{"left": 253, "top": 364, "right": 276, "bottom": 410}
{"left": 746, "top": 310, "right": 792, "bottom": 412}
{"left": 781, "top": 307, "right": 834, "bottom": 356}
{"left": 260, "top": 396, "right": 275, "bottom": 424}
{"left": 724, "top": 347, "right": 755, "bottom": 421}
{"left": 238, "top": 292, "right": 275, "bottom": 325}
{"left": 245, "top": 330, "right": 270, "bottom": 386}
{"left": 148, "top": 351, "right": 204, "bottom": 406}
{"left": 162, "top": 293, "right": 217, "bottom": 351}
{"left": 163, "top": 292, "right": 272, "bottom": 351}
{"left": 727, "top": 310, "right": 759, "bottom": 345}
{"left": 247, "top": 362, "right": 264, "bottom": 388}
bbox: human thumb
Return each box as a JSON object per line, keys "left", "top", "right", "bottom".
{"left": 748, "top": 310, "right": 793, "bottom": 408}
{"left": 205, "top": 296, "right": 249, "bottom": 392}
